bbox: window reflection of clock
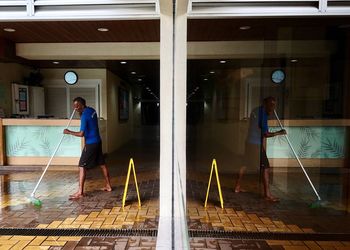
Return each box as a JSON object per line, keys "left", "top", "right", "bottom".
{"left": 64, "top": 71, "right": 78, "bottom": 85}
{"left": 271, "top": 69, "right": 285, "bottom": 84}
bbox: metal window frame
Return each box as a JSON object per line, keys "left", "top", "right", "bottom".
{"left": 0, "top": 0, "right": 160, "bottom": 20}
{"left": 187, "top": 0, "right": 350, "bottom": 17}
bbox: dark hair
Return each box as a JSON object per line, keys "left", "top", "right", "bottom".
{"left": 263, "top": 96, "right": 276, "bottom": 104}
{"left": 73, "top": 97, "right": 86, "bottom": 106}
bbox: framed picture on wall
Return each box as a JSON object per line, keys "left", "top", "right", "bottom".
{"left": 118, "top": 87, "right": 129, "bottom": 121}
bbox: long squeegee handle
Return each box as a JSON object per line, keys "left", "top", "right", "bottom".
{"left": 30, "top": 109, "right": 76, "bottom": 197}
{"left": 273, "top": 110, "right": 321, "bottom": 201}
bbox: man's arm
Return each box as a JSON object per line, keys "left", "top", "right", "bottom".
{"left": 64, "top": 129, "right": 84, "bottom": 137}
{"left": 263, "top": 129, "right": 286, "bottom": 138}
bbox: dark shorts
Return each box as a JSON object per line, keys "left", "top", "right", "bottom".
{"left": 79, "top": 142, "right": 105, "bottom": 169}
{"left": 244, "top": 142, "right": 270, "bottom": 170}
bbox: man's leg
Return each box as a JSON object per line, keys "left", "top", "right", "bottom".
{"left": 70, "top": 167, "right": 86, "bottom": 199}
{"left": 234, "top": 166, "right": 246, "bottom": 193}
{"left": 263, "top": 168, "right": 279, "bottom": 201}
{"left": 100, "top": 164, "right": 112, "bottom": 191}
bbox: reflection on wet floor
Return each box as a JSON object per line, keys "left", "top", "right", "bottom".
{"left": 0, "top": 166, "right": 349, "bottom": 234}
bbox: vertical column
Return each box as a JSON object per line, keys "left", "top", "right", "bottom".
{"left": 174, "top": 1, "right": 188, "bottom": 249}
{"left": 158, "top": 0, "right": 189, "bottom": 249}
{"left": 158, "top": 1, "right": 175, "bottom": 249}
{"left": 0, "top": 119, "right": 6, "bottom": 166}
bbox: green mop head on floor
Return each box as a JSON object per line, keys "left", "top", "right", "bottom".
{"left": 29, "top": 195, "right": 42, "bottom": 207}
{"left": 309, "top": 199, "right": 327, "bottom": 208}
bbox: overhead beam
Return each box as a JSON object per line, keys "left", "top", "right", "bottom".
{"left": 16, "top": 40, "right": 336, "bottom": 60}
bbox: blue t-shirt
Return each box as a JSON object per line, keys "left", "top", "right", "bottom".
{"left": 80, "top": 107, "right": 101, "bottom": 145}
{"left": 247, "top": 106, "right": 268, "bottom": 145}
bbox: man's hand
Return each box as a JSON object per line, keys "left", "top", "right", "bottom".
{"left": 63, "top": 129, "right": 71, "bottom": 135}
{"left": 278, "top": 129, "right": 287, "bottom": 135}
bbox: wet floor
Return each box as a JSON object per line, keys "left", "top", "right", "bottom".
{"left": 0, "top": 126, "right": 350, "bottom": 249}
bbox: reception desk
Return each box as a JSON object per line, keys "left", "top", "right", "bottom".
{"left": 0, "top": 118, "right": 82, "bottom": 166}
{"left": 267, "top": 119, "right": 350, "bottom": 168}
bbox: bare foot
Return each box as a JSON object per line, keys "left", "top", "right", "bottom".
{"left": 101, "top": 187, "right": 112, "bottom": 192}
{"left": 234, "top": 186, "right": 247, "bottom": 193}
{"left": 69, "top": 192, "right": 84, "bottom": 200}
{"left": 265, "top": 196, "right": 280, "bottom": 202}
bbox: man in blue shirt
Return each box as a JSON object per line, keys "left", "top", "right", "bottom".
{"left": 234, "top": 97, "right": 286, "bottom": 202}
{"left": 64, "top": 97, "right": 112, "bottom": 199}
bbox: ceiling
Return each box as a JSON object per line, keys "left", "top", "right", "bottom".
{"left": 0, "top": 20, "right": 160, "bottom": 43}
{"left": 1, "top": 17, "right": 350, "bottom": 98}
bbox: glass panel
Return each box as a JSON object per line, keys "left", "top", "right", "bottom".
{"left": 187, "top": 17, "right": 350, "bottom": 237}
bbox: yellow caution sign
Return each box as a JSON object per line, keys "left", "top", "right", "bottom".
{"left": 204, "top": 159, "right": 224, "bottom": 209}
{"left": 122, "top": 158, "right": 141, "bottom": 208}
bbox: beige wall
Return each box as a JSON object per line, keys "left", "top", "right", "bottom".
{"left": 0, "top": 63, "right": 31, "bottom": 117}
{"left": 40, "top": 68, "right": 108, "bottom": 119}
{"left": 40, "top": 68, "right": 134, "bottom": 154}
{"left": 106, "top": 70, "right": 133, "bottom": 153}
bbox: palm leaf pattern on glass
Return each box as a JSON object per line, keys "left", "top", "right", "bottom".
{"left": 269, "top": 127, "right": 288, "bottom": 146}
{"left": 300, "top": 127, "right": 319, "bottom": 141}
{"left": 311, "top": 149, "right": 322, "bottom": 158}
{"left": 321, "top": 138, "right": 344, "bottom": 158}
{"left": 8, "top": 138, "right": 29, "bottom": 156}
{"left": 33, "top": 127, "right": 48, "bottom": 139}
{"left": 40, "top": 137, "right": 53, "bottom": 156}
{"left": 297, "top": 137, "right": 311, "bottom": 158}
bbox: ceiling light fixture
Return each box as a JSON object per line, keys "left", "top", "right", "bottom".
{"left": 210, "top": 71, "right": 215, "bottom": 74}
{"left": 120, "top": 61, "right": 127, "bottom": 65}
{"left": 97, "top": 28, "right": 109, "bottom": 32}
{"left": 138, "top": 78, "right": 142, "bottom": 81}
{"left": 220, "top": 60, "right": 226, "bottom": 64}
{"left": 3, "top": 28, "right": 15, "bottom": 32}
{"left": 131, "top": 71, "right": 136, "bottom": 75}
{"left": 291, "top": 59, "right": 298, "bottom": 63}
{"left": 239, "top": 26, "right": 251, "bottom": 30}
{"left": 52, "top": 61, "right": 60, "bottom": 65}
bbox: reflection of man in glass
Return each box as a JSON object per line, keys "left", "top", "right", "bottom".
{"left": 234, "top": 96, "right": 286, "bottom": 202}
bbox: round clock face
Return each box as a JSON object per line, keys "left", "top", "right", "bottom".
{"left": 271, "top": 69, "right": 285, "bottom": 84}
{"left": 64, "top": 71, "right": 78, "bottom": 85}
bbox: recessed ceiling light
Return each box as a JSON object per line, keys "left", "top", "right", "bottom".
{"left": 138, "top": 78, "right": 142, "bottom": 81}
{"left": 3, "top": 28, "right": 15, "bottom": 32}
{"left": 291, "top": 59, "right": 298, "bottom": 63}
{"left": 52, "top": 61, "right": 60, "bottom": 65}
{"left": 210, "top": 71, "right": 215, "bottom": 74}
{"left": 220, "top": 60, "right": 226, "bottom": 64}
{"left": 338, "top": 24, "right": 350, "bottom": 29}
{"left": 239, "top": 26, "right": 251, "bottom": 30}
{"left": 97, "top": 28, "right": 109, "bottom": 32}
{"left": 131, "top": 71, "right": 136, "bottom": 75}
{"left": 204, "top": 78, "right": 208, "bottom": 81}
{"left": 120, "top": 61, "right": 127, "bottom": 64}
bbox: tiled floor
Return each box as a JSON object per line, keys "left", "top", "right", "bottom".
{"left": 0, "top": 168, "right": 349, "bottom": 249}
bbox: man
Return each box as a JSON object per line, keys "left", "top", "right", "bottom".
{"left": 234, "top": 96, "right": 286, "bottom": 202}
{"left": 64, "top": 97, "right": 112, "bottom": 199}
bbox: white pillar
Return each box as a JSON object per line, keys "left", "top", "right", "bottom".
{"left": 157, "top": 0, "right": 189, "bottom": 249}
